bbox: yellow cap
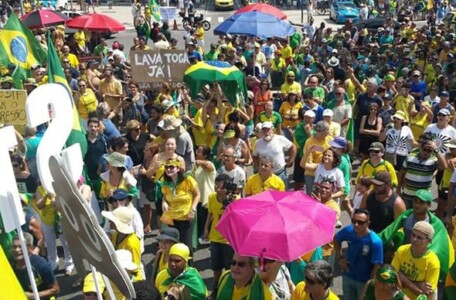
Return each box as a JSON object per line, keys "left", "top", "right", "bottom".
{"left": 169, "top": 243, "right": 191, "bottom": 262}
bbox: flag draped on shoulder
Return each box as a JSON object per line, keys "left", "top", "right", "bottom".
{"left": 0, "top": 13, "right": 46, "bottom": 88}
{"left": 148, "top": 0, "right": 161, "bottom": 22}
{"left": 46, "top": 33, "right": 87, "bottom": 156}
{"left": 379, "top": 209, "right": 455, "bottom": 280}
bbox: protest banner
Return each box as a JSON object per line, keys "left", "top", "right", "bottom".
{"left": 130, "top": 50, "right": 190, "bottom": 89}
{"left": 160, "top": 6, "right": 178, "bottom": 21}
{"left": 0, "top": 90, "right": 27, "bottom": 126}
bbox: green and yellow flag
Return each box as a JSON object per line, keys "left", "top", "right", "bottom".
{"left": 379, "top": 209, "right": 455, "bottom": 281}
{"left": 148, "top": 0, "right": 161, "bottom": 22}
{"left": 0, "top": 13, "right": 46, "bottom": 88}
{"left": 46, "top": 33, "right": 87, "bottom": 156}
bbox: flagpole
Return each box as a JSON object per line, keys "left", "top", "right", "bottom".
{"left": 9, "top": 192, "right": 40, "bottom": 300}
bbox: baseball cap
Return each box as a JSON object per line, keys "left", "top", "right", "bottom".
{"left": 393, "top": 110, "right": 407, "bottom": 120}
{"left": 110, "top": 189, "right": 132, "bottom": 201}
{"left": 304, "top": 110, "right": 316, "bottom": 118}
{"left": 330, "top": 137, "right": 348, "bottom": 149}
{"left": 370, "top": 170, "right": 392, "bottom": 186}
{"left": 413, "top": 221, "right": 434, "bottom": 240}
{"left": 262, "top": 121, "right": 274, "bottom": 129}
{"left": 415, "top": 189, "right": 433, "bottom": 202}
{"left": 440, "top": 91, "right": 450, "bottom": 97}
{"left": 156, "top": 227, "right": 180, "bottom": 243}
{"left": 369, "top": 142, "right": 385, "bottom": 152}
{"left": 439, "top": 108, "right": 451, "bottom": 116}
{"left": 323, "top": 109, "right": 334, "bottom": 117}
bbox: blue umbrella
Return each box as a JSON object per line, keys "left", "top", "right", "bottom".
{"left": 213, "top": 11, "right": 296, "bottom": 39}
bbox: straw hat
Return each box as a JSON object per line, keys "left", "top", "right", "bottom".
{"left": 102, "top": 207, "right": 134, "bottom": 234}
{"left": 157, "top": 116, "right": 182, "bottom": 131}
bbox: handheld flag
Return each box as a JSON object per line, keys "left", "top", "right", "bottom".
{"left": 0, "top": 13, "right": 46, "bottom": 89}
{"left": 148, "top": 0, "right": 161, "bottom": 22}
{"left": 46, "top": 33, "right": 88, "bottom": 156}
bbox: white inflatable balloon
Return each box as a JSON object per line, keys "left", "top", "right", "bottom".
{"left": 25, "top": 83, "right": 81, "bottom": 193}
{"left": 0, "top": 125, "right": 24, "bottom": 232}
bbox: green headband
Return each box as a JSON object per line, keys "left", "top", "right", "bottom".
{"left": 376, "top": 267, "right": 397, "bottom": 284}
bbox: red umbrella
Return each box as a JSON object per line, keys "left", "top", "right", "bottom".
{"left": 66, "top": 13, "right": 125, "bottom": 32}
{"left": 20, "top": 10, "right": 71, "bottom": 29}
{"left": 236, "top": 3, "right": 287, "bottom": 20}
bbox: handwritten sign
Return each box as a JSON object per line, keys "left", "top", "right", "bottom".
{"left": 130, "top": 50, "right": 189, "bottom": 85}
{"left": 0, "top": 90, "right": 27, "bottom": 126}
{"left": 160, "top": 7, "right": 178, "bottom": 21}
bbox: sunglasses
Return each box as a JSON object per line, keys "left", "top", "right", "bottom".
{"left": 437, "top": 114, "right": 447, "bottom": 117}
{"left": 63, "top": 61, "right": 69, "bottom": 63}
{"left": 335, "top": 92, "right": 343, "bottom": 95}
{"left": 166, "top": 165, "right": 176, "bottom": 170}
{"left": 369, "top": 150, "right": 380, "bottom": 154}
{"left": 79, "top": 85, "right": 86, "bottom": 88}
{"left": 351, "top": 218, "right": 368, "bottom": 226}
{"left": 422, "top": 147, "right": 433, "bottom": 153}
{"left": 231, "top": 260, "right": 247, "bottom": 267}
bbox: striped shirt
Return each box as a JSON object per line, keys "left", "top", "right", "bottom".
{"left": 402, "top": 148, "right": 438, "bottom": 200}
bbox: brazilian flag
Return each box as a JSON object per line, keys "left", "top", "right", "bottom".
{"left": 148, "top": 0, "right": 161, "bottom": 22}
{"left": 379, "top": 209, "right": 455, "bottom": 281}
{"left": 0, "top": 13, "right": 46, "bottom": 88}
{"left": 46, "top": 33, "right": 88, "bottom": 156}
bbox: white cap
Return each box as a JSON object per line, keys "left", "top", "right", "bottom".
{"left": 304, "top": 110, "right": 316, "bottom": 118}
{"left": 262, "top": 121, "right": 274, "bottom": 129}
{"left": 323, "top": 109, "right": 334, "bottom": 117}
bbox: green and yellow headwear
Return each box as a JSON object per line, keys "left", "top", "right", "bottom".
{"left": 165, "top": 158, "right": 181, "bottom": 168}
{"left": 376, "top": 266, "right": 397, "bottom": 284}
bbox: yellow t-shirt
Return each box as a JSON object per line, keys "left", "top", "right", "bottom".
{"left": 392, "top": 244, "right": 440, "bottom": 300}
{"left": 410, "top": 112, "right": 431, "bottom": 141}
{"left": 207, "top": 192, "right": 228, "bottom": 244}
{"left": 292, "top": 282, "right": 340, "bottom": 300}
{"left": 244, "top": 174, "right": 285, "bottom": 196}
{"left": 279, "top": 101, "right": 302, "bottom": 128}
{"left": 393, "top": 94, "right": 413, "bottom": 121}
{"left": 328, "top": 122, "right": 341, "bottom": 138}
{"left": 195, "top": 27, "right": 205, "bottom": 41}
{"left": 355, "top": 159, "right": 398, "bottom": 187}
{"left": 322, "top": 200, "right": 341, "bottom": 257}
{"left": 280, "top": 82, "right": 302, "bottom": 96}
{"left": 60, "top": 53, "right": 80, "bottom": 69}
{"left": 99, "top": 78, "right": 123, "bottom": 110}
{"left": 192, "top": 108, "right": 206, "bottom": 147}
{"left": 77, "top": 89, "right": 98, "bottom": 119}
{"left": 302, "top": 135, "right": 332, "bottom": 176}
{"left": 281, "top": 45, "right": 293, "bottom": 60}
{"left": 23, "top": 2, "right": 31, "bottom": 13}
{"left": 74, "top": 30, "right": 86, "bottom": 50}
{"left": 162, "top": 176, "right": 198, "bottom": 221}
{"left": 36, "top": 186, "right": 57, "bottom": 226}
{"left": 270, "top": 57, "right": 286, "bottom": 71}
{"left": 111, "top": 232, "right": 143, "bottom": 281}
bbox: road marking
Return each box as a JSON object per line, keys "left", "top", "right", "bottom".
{"left": 206, "top": 17, "right": 212, "bottom": 22}
{"left": 218, "top": 16, "right": 224, "bottom": 22}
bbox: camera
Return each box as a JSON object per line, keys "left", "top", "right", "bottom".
{"left": 222, "top": 180, "right": 238, "bottom": 209}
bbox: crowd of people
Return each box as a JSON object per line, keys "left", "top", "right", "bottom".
{"left": 4, "top": 0, "right": 456, "bottom": 299}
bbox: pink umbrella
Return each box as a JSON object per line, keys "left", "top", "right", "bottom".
{"left": 235, "top": 3, "right": 287, "bottom": 20}
{"left": 216, "top": 191, "right": 337, "bottom": 262}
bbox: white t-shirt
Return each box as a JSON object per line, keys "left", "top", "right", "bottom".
{"left": 216, "top": 165, "right": 246, "bottom": 188}
{"left": 385, "top": 126, "right": 414, "bottom": 156}
{"left": 424, "top": 123, "right": 456, "bottom": 153}
{"left": 253, "top": 135, "right": 293, "bottom": 173}
{"left": 314, "top": 164, "right": 345, "bottom": 191}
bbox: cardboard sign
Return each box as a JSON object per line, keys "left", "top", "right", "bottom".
{"left": 0, "top": 90, "right": 27, "bottom": 126}
{"left": 130, "top": 50, "right": 189, "bottom": 85}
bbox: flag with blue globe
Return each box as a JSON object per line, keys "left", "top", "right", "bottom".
{"left": 0, "top": 14, "right": 46, "bottom": 88}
